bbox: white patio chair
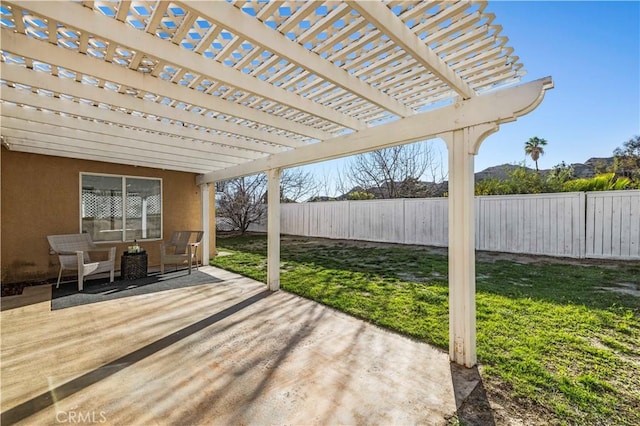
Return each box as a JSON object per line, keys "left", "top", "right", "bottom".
{"left": 160, "top": 231, "right": 204, "bottom": 275}
{"left": 47, "top": 233, "right": 116, "bottom": 291}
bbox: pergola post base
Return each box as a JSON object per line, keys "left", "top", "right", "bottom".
{"left": 442, "top": 124, "right": 498, "bottom": 367}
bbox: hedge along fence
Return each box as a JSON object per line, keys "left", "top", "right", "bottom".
{"left": 222, "top": 190, "right": 640, "bottom": 260}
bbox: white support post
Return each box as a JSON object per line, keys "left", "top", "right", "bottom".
{"left": 211, "top": 183, "right": 217, "bottom": 257}
{"left": 267, "top": 168, "right": 281, "bottom": 291}
{"left": 200, "top": 183, "right": 210, "bottom": 266}
{"left": 141, "top": 197, "right": 148, "bottom": 239}
{"left": 442, "top": 124, "right": 498, "bottom": 367}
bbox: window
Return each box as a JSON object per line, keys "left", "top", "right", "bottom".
{"left": 81, "top": 173, "right": 162, "bottom": 242}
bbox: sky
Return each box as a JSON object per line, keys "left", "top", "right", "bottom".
{"left": 302, "top": 1, "right": 640, "bottom": 196}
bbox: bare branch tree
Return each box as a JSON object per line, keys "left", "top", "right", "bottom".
{"left": 217, "top": 174, "right": 267, "bottom": 234}
{"left": 314, "top": 171, "right": 339, "bottom": 201}
{"left": 217, "top": 168, "right": 318, "bottom": 233}
{"left": 424, "top": 145, "right": 448, "bottom": 185}
{"left": 279, "top": 168, "right": 319, "bottom": 202}
{"left": 334, "top": 168, "right": 353, "bottom": 199}
{"left": 340, "top": 141, "right": 441, "bottom": 198}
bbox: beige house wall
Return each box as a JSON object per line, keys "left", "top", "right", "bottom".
{"left": 1, "top": 147, "right": 205, "bottom": 284}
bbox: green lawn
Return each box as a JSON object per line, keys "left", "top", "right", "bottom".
{"left": 211, "top": 234, "right": 640, "bottom": 425}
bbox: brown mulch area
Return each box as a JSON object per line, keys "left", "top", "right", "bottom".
{"left": 1, "top": 283, "right": 25, "bottom": 297}
{"left": 1, "top": 280, "right": 52, "bottom": 297}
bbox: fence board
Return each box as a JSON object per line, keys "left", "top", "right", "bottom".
{"left": 281, "top": 203, "right": 307, "bottom": 236}
{"left": 405, "top": 199, "right": 449, "bottom": 246}
{"left": 307, "top": 202, "right": 350, "bottom": 239}
{"left": 349, "top": 200, "right": 405, "bottom": 243}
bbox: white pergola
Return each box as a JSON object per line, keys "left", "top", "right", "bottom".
{"left": 0, "top": 0, "right": 552, "bottom": 367}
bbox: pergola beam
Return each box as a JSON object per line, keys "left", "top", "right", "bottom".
{"left": 350, "top": 1, "right": 476, "bottom": 99}
{"left": 197, "top": 77, "right": 553, "bottom": 184}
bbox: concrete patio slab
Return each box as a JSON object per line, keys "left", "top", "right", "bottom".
{"left": 1, "top": 266, "right": 475, "bottom": 425}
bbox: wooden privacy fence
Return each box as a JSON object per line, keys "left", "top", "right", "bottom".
{"left": 239, "top": 190, "right": 640, "bottom": 260}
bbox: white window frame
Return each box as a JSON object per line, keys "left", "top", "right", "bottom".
{"left": 79, "top": 172, "right": 163, "bottom": 242}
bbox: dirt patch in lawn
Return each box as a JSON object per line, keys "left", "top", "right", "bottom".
{"left": 479, "top": 377, "right": 557, "bottom": 426}
{"left": 275, "top": 234, "right": 638, "bottom": 269}
{"left": 595, "top": 282, "right": 640, "bottom": 297}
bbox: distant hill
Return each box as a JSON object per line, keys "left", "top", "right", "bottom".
{"left": 570, "top": 157, "right": 614, "bottom": 178}
{"left": 474, "top": 163, "right": 537, "bottom": 182}
{"left": 475, "top": 157, "right": 615, "bottom": 182}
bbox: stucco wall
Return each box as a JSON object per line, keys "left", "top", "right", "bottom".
{"left": 1, "top": 147, "right": 205, "bottom": 283}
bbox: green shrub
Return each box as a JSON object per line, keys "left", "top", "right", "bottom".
{"left": 562, "top": 173, "right": 631, "bottom": 192}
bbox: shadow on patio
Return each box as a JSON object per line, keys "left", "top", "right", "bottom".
{"left": 1, "top": 266, "right": 490, "bottom": 425}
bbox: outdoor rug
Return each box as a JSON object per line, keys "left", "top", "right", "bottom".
{"left": 52, "top": 270, "right": 222, "bottom": 310}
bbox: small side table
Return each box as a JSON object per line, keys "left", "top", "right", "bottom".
{"left": 121, "top": 251, "right": 148, "bottom": 280}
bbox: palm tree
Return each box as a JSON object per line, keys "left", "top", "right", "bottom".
{"left": 525, "top": 136, "right": 548, "bottom": 172}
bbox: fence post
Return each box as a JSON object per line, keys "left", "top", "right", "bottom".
{"left": 580, "top": 192, "right": 587, "bottom": 259}
{"left": 348, "top": 200, "right": 352, "bottom": 240}
{"left": 402, "top": 198, "right": 406, "bottom": 244}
